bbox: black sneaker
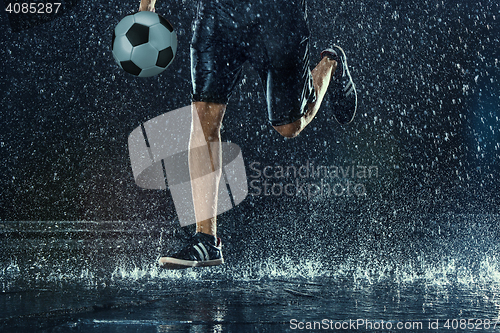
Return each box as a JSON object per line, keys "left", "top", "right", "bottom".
{"left": 321, "top": 45, "right": 357, "bottom": 124}
{"left": 158, "top": 232, "right": 223, "bottom": 269}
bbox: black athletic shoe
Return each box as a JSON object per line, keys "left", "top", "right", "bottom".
{"left": 158, "top": 232, "right": 223, "bottom": 269}
{"left": 321, "top": 46, "right": 357, "bottom": 124}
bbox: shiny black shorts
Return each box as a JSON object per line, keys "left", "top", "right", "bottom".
{"left": 190, "top": 0, "right": 316, "bottom": 126}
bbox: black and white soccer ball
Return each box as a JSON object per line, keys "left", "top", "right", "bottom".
{"left": 112, "top": 11, "right": 177, "bottom": 77}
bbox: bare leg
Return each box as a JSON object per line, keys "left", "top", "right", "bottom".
{"left": 273, "top": 57, "right": 338, "bottom": 138}
{"left": 188, "top": 59, "right": 336, "bottom": 236}
{"left": 189, "top": 101, "right": 226, "bottom": 237}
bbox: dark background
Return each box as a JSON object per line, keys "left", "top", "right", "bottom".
{"left": 1, "top": 0, "right": 499, "bottom": 226}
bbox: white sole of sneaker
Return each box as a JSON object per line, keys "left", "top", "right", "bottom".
{"left": 158, "top": 257, "right": 224, "bottom": 269}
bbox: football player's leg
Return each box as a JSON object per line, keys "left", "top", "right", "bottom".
{"left": 256, "top": 2, "right": 337, "bottom": 138}
{"left": 189, "top": 102, "right": 226, "bottom": 237}
{"left": 189, "top": 1, "right": 245, "bottom": 237}
{"left": 273, "top": 57, "right": 337, "bottom": 138}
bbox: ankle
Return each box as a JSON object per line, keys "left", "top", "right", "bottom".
{"left": 195, "top": 232, "right": 218, "bottom": 245}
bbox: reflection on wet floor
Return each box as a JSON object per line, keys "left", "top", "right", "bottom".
{"left": 1, "top": 278, "right": 500, "bottom": 332}
{"left": 1, "top": 216, "right": 500, "bottom": 332}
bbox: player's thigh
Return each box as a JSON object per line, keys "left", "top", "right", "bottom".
{"left": 191, "top": 2, "right": 246, "bottom": 105}
{"left": 254, "top": 3, "right": 314, "bottom": 127}
{"left": 257, "top": 38, "right": 314, "bottom": 127}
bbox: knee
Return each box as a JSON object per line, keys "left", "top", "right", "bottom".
{"left": 192, "top": 102, "right": 226, "bottom": 140}
{"left": 273, "top": 120, "right": 303, "bottom": 138}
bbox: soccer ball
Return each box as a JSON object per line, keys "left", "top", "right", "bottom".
{"left": 112, "top": 11, "right": 177, "bottom": 77}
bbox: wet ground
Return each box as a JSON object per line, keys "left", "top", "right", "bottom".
{"left": 1, "top": 215, "right": 500, "bottom": 332}
{"left": 2, "top": 278, "right": 500, "bottom": 332}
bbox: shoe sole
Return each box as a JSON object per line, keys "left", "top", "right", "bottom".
{"left": 323, "top": 46, "right": 358, "bottom": 125}
{"left": 334, "top": 45, "right": 357, "bottom": 125}
{"left": 158, "top": 257, "right": 224, "bottom": 269}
